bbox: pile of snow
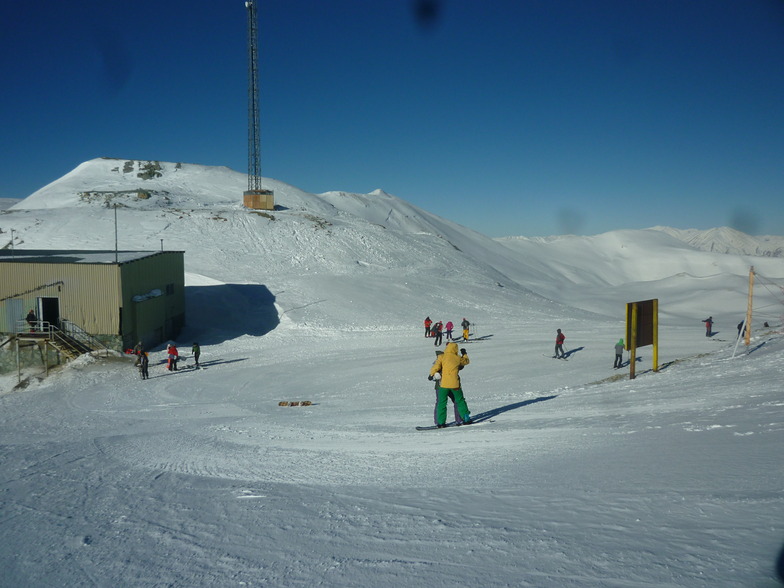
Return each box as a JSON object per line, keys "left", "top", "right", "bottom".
{"left": 1, "top": 160, "right": 783, "bottom": 586}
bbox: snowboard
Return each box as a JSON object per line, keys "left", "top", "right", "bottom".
{"left": 416, "top": 419, "right": 490, "bottom": 431}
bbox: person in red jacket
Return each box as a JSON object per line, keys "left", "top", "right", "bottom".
{"left": 167, "top": 343, "right": 179, "bottom": 371}
{"left": 554, "top": 329, "right": 566, "bottom": 359}
{"left": 424, "top": 316, "right": 432, "bottom": 337}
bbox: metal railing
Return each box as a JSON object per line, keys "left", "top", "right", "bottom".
{"left": 14, "top": 319, "right": 112, "bottom": 358}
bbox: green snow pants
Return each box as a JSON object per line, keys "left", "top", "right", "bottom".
{"left": 436, "top": 387, "right": 470, "bottom": 425}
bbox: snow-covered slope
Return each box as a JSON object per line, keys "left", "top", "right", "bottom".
{"left": 651, "top": 225, "right": 784, "bottom": 257}
{"left": 1, "top": 159, "right": 784, "bottom": 587}
{"left": 8, "top": 159, "right": 783, "bottom": 331}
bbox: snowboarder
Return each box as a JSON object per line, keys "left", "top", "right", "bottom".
{"left": 167, "top": 343, "right": 179, "bottom": 371}
{"left": 445, "top": 320, "right": 454, "bottom": 341}
{"left": 461, "top": 318, "right": 470, "bottom": 341}
{"left": 138, "top": 352, "right": 149, "bottom": 380}
{"left": 702, "top": 316, "right": 713, "bottom": 337}
{"left": 433, "top": 321, "right": 443, "bottom": 346}
{"left": 430, "top": 350, "right": 463, "bottom": 426}
{"left": 614, "top": 339, "right": 624, "bottom": 368}
{"left": 428, "top": 342, "right": 472, "bottom": 427}
{"left": 192, "top": 342, "right": 201, "bottom": 367}
{"left": 555, "top": 329, "right": 566, "bottom": 359}
{"left": 424, "top": 316, "right": 432, "bottom": 338}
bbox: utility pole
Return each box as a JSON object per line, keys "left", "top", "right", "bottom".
{"left": 243, "top": 0, "right": 274, "bottom": 210}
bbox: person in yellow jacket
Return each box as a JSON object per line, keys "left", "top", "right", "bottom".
{"left": 428, "top": 342, "right": 472, "bottom": 427}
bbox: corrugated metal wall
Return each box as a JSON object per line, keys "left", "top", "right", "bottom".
{"left": 0, "top": 263, "right": 120, "bottom": 334}
{"left": 0, "top": 251, "right": 185, "bottom": 350}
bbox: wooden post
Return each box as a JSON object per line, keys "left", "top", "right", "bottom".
{"left": 652, "top": 298, "right": 659, "bottom": 372}
{"left": 744, "top": 266, "right": 754, "bottom": 346}
{"left": 630, "top": 302, "right": 638, "bottom": 380}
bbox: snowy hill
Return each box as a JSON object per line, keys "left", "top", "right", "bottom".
{"left": 1, "top": 159, "right": 784, "bottom": 587}
{"left": 651, "top": 225, "right": 784, "bottom": 257}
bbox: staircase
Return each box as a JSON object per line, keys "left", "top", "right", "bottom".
{"left": 14, "top": 319, "right": 111, "bottom": 361}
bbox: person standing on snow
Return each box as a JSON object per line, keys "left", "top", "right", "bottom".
{"left": 192, "top": 342, "right": 201, "bottom": 368}
{"left": 138, "top": 351, "right": 150, "bottom": 380}
{"left": 445, "top": 320, "right": 454, "bottom": 341}
{"left": 702, "top": 316, "right": 713, "bottom": 337}
{"left": 461, "top": 318, "right": 470, "bottom": 342}
{"left": 614, "top": 339, "right": 625, "bottom": 368}
{"left": 424, "top": 317, "right": 433, "bottom": 338}
{"left": 429, "top": 350, "right": 464, "bottom": 426}
{"left": 428, "top": 342, "right": 472, "bottom": 427}
{"left": 167, "top": 343, "right": 179, "bottom": 371}
{"left": 433, "top": 321, "right": 443, "bottom": 346}
{"left": 133, "top": 341, "right": 144, "bottom": 366}
{"left": 554, "top": 328, "right": 566, "bottom": 358}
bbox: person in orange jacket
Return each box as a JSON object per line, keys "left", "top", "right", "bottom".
{"left": 424, "top": 316, "right": 432, "bottom": 337}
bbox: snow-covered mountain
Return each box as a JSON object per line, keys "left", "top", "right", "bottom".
{"left": 2, "top": 159, "right": 784, "bottom": 587}
{"left": 6, "top": 158, "right": 783, "bottom": 329}
{"left": 651, "top": 225, "right": 784, "bottom": 257}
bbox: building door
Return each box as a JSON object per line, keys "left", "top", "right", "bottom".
{"left": 39, "top": 297, "right": 61, "bottom": 329}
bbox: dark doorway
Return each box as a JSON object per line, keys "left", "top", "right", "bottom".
{"left": 39, "top": 297, "right": 60, "bottom": 328}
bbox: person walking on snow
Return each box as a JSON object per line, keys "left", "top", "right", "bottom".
{"left": 428, "top": 342, "right": 472, "bottom": 427}
{"left": 424, "top": 316, "right": 432, "bottom": 338}
{"left": 429, "top": 350, "right": 464, "bottom": 426}
{"left": 433, "top": 321, "right": 443, "bottom": 346}
{"left": 554, "top": 328, "right": 566, "bottom": 358}
{"left": 445, "top": 320, "right": 454, "bottom": 341}
{"left": 461, "top": 318, "right": 470, "bottom": 342}
{"left": 614, "top": 339, "right": 625, "bottom": 368}
{"left": 702, "top": 316, "right": 713, "bottom": 337}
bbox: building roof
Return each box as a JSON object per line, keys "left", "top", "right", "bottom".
{"left": 0, "top": 250, "right": 181, "bottom": 265}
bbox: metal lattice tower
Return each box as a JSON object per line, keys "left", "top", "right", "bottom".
{"left": 246, "top": 0, "right": 262, "bottom": 192}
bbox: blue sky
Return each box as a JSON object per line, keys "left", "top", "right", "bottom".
{"left": 2, "top": 0, "right": 783, "bottom": 237}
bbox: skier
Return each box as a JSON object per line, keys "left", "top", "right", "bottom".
{"left": 554, "top": 328, "right": 566, "bottom": 358}
{"left": 702, "top": 316, "right": 713, "bottom": 337}
{"left": 428, "top": 342, "right": 472, "bottom": 427}
{"left": 444, "top": 320, "right": 454, "bottom": 341}
{"left": 192, "top": 342, "right": 201, "bottom": 368}
{"left": 737, "top": 321, "right": 746, "bottom": 339}
{"left": 461, "top": 317, "right": 470, "bottom": 342}
{"left": 429, "top": 350, "right": 463, "bottom": 426}
{"left": 138, "top": 351, "right": 149, "bottom": 380}
{"left": 433, "top": 321, "right": 443, "bottom": 346}
{"left": 614, "top": 338, "right": 624, "bottom": 369}
{"left": 424, "top": 316, "right": 432, "bottom": 338}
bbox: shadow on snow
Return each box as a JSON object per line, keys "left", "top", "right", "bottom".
{"left": 181, "top": 283, "right": 279, "bottom": 345}
{"left": 471, "top": 395, "right": 558, "bottom": 423}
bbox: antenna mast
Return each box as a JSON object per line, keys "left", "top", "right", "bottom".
{"left": 243, "top": 0, "right": 274, "bottom": 210}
